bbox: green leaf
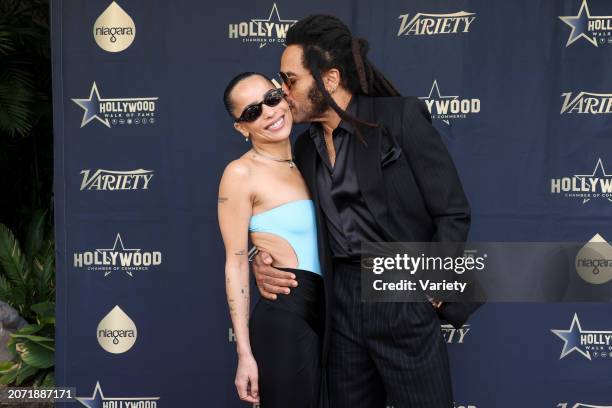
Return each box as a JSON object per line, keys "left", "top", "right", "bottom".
{"left": 0, "top": 363, "right": 20, "bottom": 385}
{"left": 0, "top": 361, "right": 16, "bottom": 372}
{"left": 24, "top": 209, "right": 46, "bottom": 261}
{"left": 14, "top": 340, "right": 54, "bottom": 368}
{"left": 40, "top": 371, "right": 54, "bottom": 387}
{"left": 0, "top": 223, "right": 27, "bottom": 286}
{"left": 15, "top": 362, "right": 38, "bottom": 385}
{"left": 10, "top": 333, "right": 54, "bottom": 343}
{"left": 13, "top": 323, "right": 44, "bottom": 335}
{"left": 31, "top": 301, "right": 54, "bottom": 318}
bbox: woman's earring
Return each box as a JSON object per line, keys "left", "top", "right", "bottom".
{"left": 245, "top": 135, "right": 250, "bottom": 142}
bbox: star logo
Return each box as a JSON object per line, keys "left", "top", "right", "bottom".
{"left": 76, "top": 381, "right": 159, "bottom": 408}
{"left": 551, "top": 313, "right": 612, "bottom": 360}
{"left": 71, "top": 82, "right": 158, "bottom": 128}
{"left": 250, "top": 3, "right": 297, "bottom": 48}
{"left": 574, "top": 158, "right": 612, "bottom": 204}
{"left": 71, "top": 82, "right": 110, "bottom": 128}
{"left": 559, "top": 0, "right": 612, "bottom": 47}
{"left": 419, "top": 80, "right": 459, "bottom": 125}
{"left": 96, "top": 233, "right": 140, "bottom": 277}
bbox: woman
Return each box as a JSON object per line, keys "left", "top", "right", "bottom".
{"left": 218, "top": 72, "right": 324, "bottom": 407}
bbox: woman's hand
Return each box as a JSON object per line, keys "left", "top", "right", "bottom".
{"left": 235, "top": 353, "right": 260, "bottom": 403}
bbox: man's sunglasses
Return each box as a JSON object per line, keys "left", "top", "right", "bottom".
{"left": 278, "top": 71, "right": 306, "bottom": 90}
{"left": 235, "top": 88, "right": 285, "bottom": 123}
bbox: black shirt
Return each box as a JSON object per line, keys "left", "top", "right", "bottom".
{"left": 309, "top": 99, "right": 386, "bottom": 259}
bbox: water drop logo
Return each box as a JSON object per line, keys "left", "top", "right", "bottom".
{"left": 97, "top": 305, "right": 138, "bottom": 354}
{"left": 575, "top": 233, "right": 612, "bottom": 284}
{"left": 93, "top": 2, "right": 136, "bottom": 52}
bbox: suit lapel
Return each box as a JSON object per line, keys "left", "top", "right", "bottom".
{"left": 354, "top": 95, "right": 392, "bottom": 238}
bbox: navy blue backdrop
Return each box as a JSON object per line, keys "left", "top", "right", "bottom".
{"left": 51, "top": 1, "right": 612, "bottom": 407}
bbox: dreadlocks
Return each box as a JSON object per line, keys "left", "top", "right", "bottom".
{"left": 285, "top": 14, "right": 401, "bottom": 130}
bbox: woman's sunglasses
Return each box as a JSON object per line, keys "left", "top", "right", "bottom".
{"left": 235, "top": 88, "right": 285, "bottom": 123}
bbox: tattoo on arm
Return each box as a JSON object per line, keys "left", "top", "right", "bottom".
{"left": 218, "top": 196, "right": 228, "bottom": 204}
{"left": 234, "top": 249, "right": 247, "bottom": 256}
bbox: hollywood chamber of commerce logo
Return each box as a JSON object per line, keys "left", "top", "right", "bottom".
{"left": 71, "top": 82, "right": 158, "bottom": 128}
{"left": 561, "top": 90, "right": 612, "bottom": 114}
{"left": 228, "top": 3, "right": 297, "bottom": 48}
{"left": 97, "top": 306, "right": 138, "bottom": 354}
{"left": 550, "top": 158, "right": 612, "bottom": 204}
{"left": 575, "top": 233, "right": 612, "bottom": 285}
{"left": 80, "top": 169, "right": 154, "bottom": 191}
{"left": 76, "top": 381, "right": 159, "bottom": 407}
{"left": 418, "top": 80, "right": 481, "bottom": 125}
{"left": 73, "top": 233, "right": 162, "bottom": 277}
{"left": 551, "top": 313, "right": 612, "bottom": 360}
{"left": 560, "top": 0, "right": 612, "bottom": 47}
{"left": 93, "top": 2, "right": 136, "bottom": 52}
{"left": 397, "top": 10, "right": 476, "bottom": 36}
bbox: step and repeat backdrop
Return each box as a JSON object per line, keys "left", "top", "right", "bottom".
{"left": 52, "top": 0, "right": 612, "bottom": 407}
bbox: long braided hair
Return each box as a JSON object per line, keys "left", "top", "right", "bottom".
{"left": 286, "top": 14, "right": 402, "bottom": 132}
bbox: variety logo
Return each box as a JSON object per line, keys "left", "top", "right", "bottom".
{"left": 397, "top": 10, "right": 476, "bottom": 36}
{"left": 93, "top": 2, "right": 136, "bottom": 52}
{"left": 73, "top": 233, "right": 162, "bottom": 277}
{"left": 418, "top": 80, "right": 481, "bottom": 125}
{"left": 560, "top": 91, "right": 612, "bottom": 114}
{"left": 551, "top": 314, "right": 612, "bottom": 360}
{"left": 97, "top": 306, "right": 138, "bottom": 354}
{"left": 575, "top": 234, "right": 612, "bottom": 285}
{"left": 550, "top": 158, "right": 612, "bottom": 204}
{"left": 71, "top": 82, "right": 158, "bottom": 128}
{"left": 559, "top": 0, "right": 612, "bottom": 47}
{"left": 80, "top": 169, "right": 154, "bottom": 191}
{"left": 228, "top": 3, "right": 297, "bottom": 48}
{"left": 441, "top": 324, "right": 471, "bottom": 344}
{"left": 76, "top": 381, "right": 159, "bottom": 407}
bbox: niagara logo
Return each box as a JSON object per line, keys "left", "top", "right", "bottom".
{"left": 93, "top": 2, "right": 136, "bottom": 52}
{"left": 418, "top": 80, "right": 481, "bottom": 125}
{"left": 559, "top": 0, "right": 612, "bottom": 47}
{"left": 575, "top": 234, "right": 612, "bottom": 285}
{"left": 560, "top": 91, "right": 612, "bottom": 114}
{"left": 76, "top": 382, "right": 160, "bottom": 407}
{"left": 97, "top": 306, "right": 138, "bottom": 354}
{"left": 228, "top": 3, "right": 297, "bottom": 48}
{"left": 397, "top": 10, "right": 476, "bottom": 36}
{"left": 551, "top": 314, "right": 612, "bottom": 360}
{"left": 550, "top": 158, "right": 612, "bottom": 204}
{"left": 71, "top": 82, "right": 158, "bottom": 128}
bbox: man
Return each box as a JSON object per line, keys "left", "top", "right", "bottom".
{"left": 253, "top": 14, "right": 474, "bottom": 408}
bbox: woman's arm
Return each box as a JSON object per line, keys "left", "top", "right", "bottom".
{"left": 218, "top": 160, "right": 259, "bottom": 403}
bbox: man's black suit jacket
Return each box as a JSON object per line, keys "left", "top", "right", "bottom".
{"left": 293, "top": 94, "right": 480, "bottom": 365}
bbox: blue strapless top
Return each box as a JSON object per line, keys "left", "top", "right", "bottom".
{"left": 249, "top": 200, "right": 322, "bottom": 276}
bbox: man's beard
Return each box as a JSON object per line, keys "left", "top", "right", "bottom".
{"left": 307, "top": 83, "right": 329, "bottom": 118}
{"left": 290, "top": 83, "right": 329, "bottom": 123}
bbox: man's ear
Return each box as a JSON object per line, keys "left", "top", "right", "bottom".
{"left": 234, "top": 122, "right": 249, "bottom": 138}
{"left": 323, "top": 68, "right": 341, "bottom": 93}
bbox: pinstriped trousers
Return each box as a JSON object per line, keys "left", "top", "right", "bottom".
{"left": 327, "top": 260, "right": 453, "bottom": 408}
